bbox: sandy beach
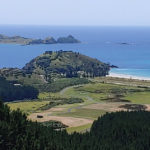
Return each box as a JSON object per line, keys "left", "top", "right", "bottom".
{"left": 107, "top": 73, "right": 150, "bottom": 81}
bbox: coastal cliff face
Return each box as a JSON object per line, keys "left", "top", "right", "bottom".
{"left": 23, "top": 50, "right": 110, "bottom": 79}
{"left": 0, "top": 34, "right": 80, "bottom": 45}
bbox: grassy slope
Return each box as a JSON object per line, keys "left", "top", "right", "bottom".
{"left": 7, "top": 101, "right": 50, "bottom": 114}
{"left": 57, "top": 108, "right": 106, "bottom": 119}
{"left": 125, "top": 92, "right": 150, "bottom": 104}
{"left": 67, "top": 123, "right": 92, "bottom": 133}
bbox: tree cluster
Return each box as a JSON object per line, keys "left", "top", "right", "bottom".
{"left": 0, "top": 77, "right": 38, "bottom": 101}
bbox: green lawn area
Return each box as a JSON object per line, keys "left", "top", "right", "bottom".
{"left": 125, "top": 92, "right": 150, "bottom": 104}
{"left": 7, "top": 100, "right": 50, "bottom": 114}
{"left": 63, "top": 85, "right": 107, "bottom": 102}
{"left": 57, "top": 108, "right": 106, "bottom": 119}
{"left": 38, "top": 92, "right": 61, "bottom": 99}
{"left": 67, "top": 123, "right": 92, "bottom": 134}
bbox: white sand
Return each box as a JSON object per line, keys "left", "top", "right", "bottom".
{"left": 107, "top": 73, "right": 150, "bottom": 81}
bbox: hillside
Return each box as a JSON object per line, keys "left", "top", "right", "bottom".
{"left": 0, "top": 34, "right": 80, "bottom": 45}
{"left": 23, "top": 50, "right": 110, "bottom": 80}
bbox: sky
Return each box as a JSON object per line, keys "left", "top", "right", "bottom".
{"left": 0, "top": 0, "right": 150, "bottom": 26}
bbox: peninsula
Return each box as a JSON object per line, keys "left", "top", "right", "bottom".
{"left": 0, "top": 34, "right": 80, "bottom": 45}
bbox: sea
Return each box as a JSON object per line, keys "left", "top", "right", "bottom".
{"left": 0, "top": 25, "right": 150, "bottom": 79}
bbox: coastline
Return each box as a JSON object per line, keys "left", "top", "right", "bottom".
{"left": 107, "top": 72, "right": 150, "bottom": 81}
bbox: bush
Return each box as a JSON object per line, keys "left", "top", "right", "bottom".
{"left": 40, "top": 97, "right": 84, "bottom": 110}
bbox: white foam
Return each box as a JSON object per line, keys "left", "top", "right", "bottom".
{"left": 107, "top": 73, "right": 150, "bottom": 81}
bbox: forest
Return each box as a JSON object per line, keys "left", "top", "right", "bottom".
{"left": 1, "top": 100, "right": 150, "bottom": 150}
{"left": 0, "top": 77, "right": 38, "bottom": 101}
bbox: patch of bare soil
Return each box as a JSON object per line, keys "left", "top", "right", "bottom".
{"left": 83, "top": 102, "right": 129, "bottom": 112}
{"left": 143, "top": 104, "right": 150, "bottom": 111}
{"left": 28, "top": 113, "right": 93, "bottom": 127}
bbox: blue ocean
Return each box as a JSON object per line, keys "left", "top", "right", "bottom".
{"left": 0, "top": 25, "right": 150, "bottom": 78}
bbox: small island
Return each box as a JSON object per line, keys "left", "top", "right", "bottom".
{"left": 0, "top": 34, "right": 80, "bottom": 45}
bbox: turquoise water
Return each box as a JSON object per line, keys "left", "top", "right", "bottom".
{"left": 110, "top": 68, "right": 150, "bottom": 78}
{"left": 0, "top": 25, "right": 150, "bottom": 78}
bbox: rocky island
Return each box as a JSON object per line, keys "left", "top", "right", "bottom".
{"left": 0, "top": 34, "right": 80, "bottom": 45}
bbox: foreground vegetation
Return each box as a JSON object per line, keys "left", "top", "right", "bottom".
{"left": 1, "top": 100, "right": 150, "bottom": 150}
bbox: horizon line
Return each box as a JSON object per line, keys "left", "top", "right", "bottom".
{"left": 0, "top": 24, "right": 150, "bottom": 28}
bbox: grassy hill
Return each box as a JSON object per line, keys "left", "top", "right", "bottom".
{"left": 23, "top": 50, "right": 110, "bottom": 80}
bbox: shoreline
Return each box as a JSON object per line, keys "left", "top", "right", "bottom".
{"left": 107, "top": 72, "right": 150, "bottom": 81}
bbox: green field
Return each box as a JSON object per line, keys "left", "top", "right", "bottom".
{"left": 62, "top": 82, "right": 150, "bottom": 103}
{"left": 57, "top": 108, "right": 106, "bottom": 119}
{"left": 7, "top": 100, "right": 50, "bottom": 114}
{"left": 125, "top": 92, "right": 150, "bottom": 104}
{"left": 67, "top": 123, "right": 92, "bottom": 133}
{"left": 7, "top": 77, "right": 150, "bottom": 133}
